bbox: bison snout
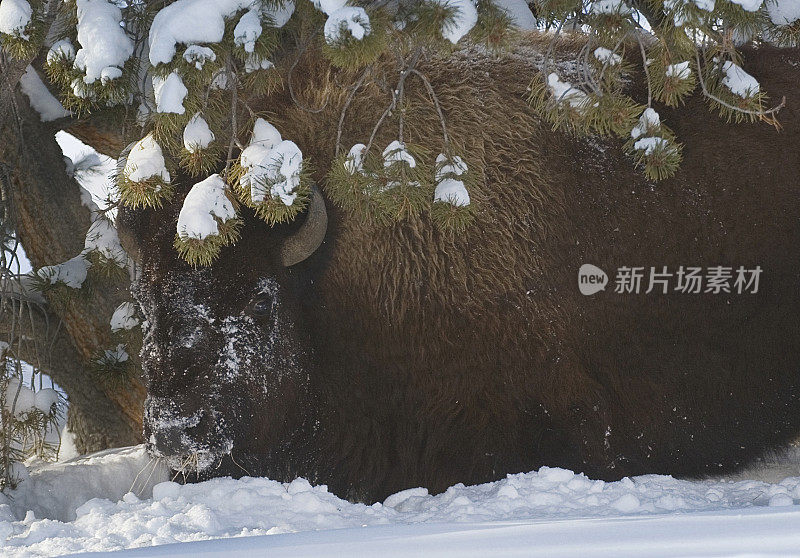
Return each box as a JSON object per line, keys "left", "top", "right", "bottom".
{"left": 144, "top": 397, "right": 225, "bottom": 458}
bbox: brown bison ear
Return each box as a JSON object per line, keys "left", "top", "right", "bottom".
{"left": 279, "top": 185, "right": 328, "bottom": 267}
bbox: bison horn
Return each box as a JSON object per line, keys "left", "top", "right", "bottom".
{"left": 280, "top": 185, "right": 328, "bottom": 267}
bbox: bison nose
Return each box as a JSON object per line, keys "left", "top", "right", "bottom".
{"left": 145, "top": 397, "right": 213, "bottom": 455}
{"left": 151, "top": 423, "right": 192, "bottom": 454}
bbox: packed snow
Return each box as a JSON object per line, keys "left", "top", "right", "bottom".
{"left": 590, "top": 0, "right": 634, "bottom": 15}
{"left": 103, "top": 344, "right": 129, "bottom": 364}
{"left": 83, "top": 217, "right": 127, "bottom": 266}
{"left": 18, "top": 67, "right": 70, "bottom": 122}
{"left": 1, "top": 445, "right": 800, "bottom": 556}
{"left": 434, "top": 154, "right": 470, "bottom": 206}
{"left": 176, "top": 174, "right": 237, "bottom": 240}
{"left": 3, "top": 379, "right": 59, "bottom": 418}
{"left": 249, "top": 117, "right": 282, "bottom": 149}
{"left": 633, "top": 136, "right": 669, "bottom": 155}
{"left": 266, "top": 0, "right": 295, "bottom": 28}
{"left": 313, "top": 0, "right": 347, "bottom": 15}
{"left": 344, "top": 143, "right": 367, "bottom": 174}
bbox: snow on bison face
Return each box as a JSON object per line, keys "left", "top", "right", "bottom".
{"left": 121, "top": 189, "right": 327, "bottom": 480}
{"left": 140, "top": 272, "right": 301, "bottom": 476}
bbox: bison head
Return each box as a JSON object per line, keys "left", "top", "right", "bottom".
{"left": 118, "top": 187, "right": 328, "bottom": 480}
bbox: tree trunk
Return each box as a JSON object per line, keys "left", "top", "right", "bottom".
{"left": 0, "top": 74, "right": 144, "bottom": 453}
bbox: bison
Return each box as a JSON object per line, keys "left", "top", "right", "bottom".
{"left": 119, "top": 36, "right": 800, "bottom": 503}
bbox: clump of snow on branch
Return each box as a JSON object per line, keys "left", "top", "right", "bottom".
{"left": 244, "top": 53, "right": 274, "bottom": 73}
{"left": 0, "top": 0, "right": 32, "bottom": 39}
{"left": 631, "top": 107, "right": 660, "bottom": 139}
{"left": 593, "top": 47, "right": 621, "bottom": 66}
{"left": 73, "top": 0, "right": 134, "bottom": 84}
{"left": 38, "top": 215, "right": 129, "bottom": 288}
{"left": 183, "top": 113, "right": 215, "bottom": 153}
{"left": 37, "top": 255, "right": 90, "bottom": 288}
{"left": 19, "top": 67, "right": 71, "bottom": 122}
{"left": 630, "top": 108, "right": 669, "bottom": 154}
{"left": 153, "top": 72, "right": 188, "bottom": 114}
{"left": 590, "top": 0, "right": 634, "bottom": 15}
{"left": 104, "top": 344, "right": 129, "bottom": 363}
{"left": 234, "top": 9, "right": 262, "bottom": 53}
{"left": 110, "top": 302, "right": 140, "bottom": 333}
{"left": 3, "top": 378, "right": 36, "bottom": 417}
{"left": 240, "top": 119, "right": 304, "bottom": 206}
{"left": 47, "top": 39, "right": 76, "bottom": 64}
{"left": 148, "top": 0, "right": 293, "bottom": 66}
{"left": 383, "top": 141, "right": 416, "bottom": 169}
{"left": 664, "top": 0, "right": 715, "bottom": 25}
{"left": 313, "top": 0, "right": 347, "bottom": 14}
{"left": 382, "top": 141, "right": 419, "bottom": 190}
{"left": 666, "top": 61, "right": 691, "bottom": 80}
{"left": 547, "top": 73, "right": 590, "bottom": 108}
{"left": 4, "top": 377, "right": 60, "bottom": 418}
{"left": 182, "top": 45, "right": 216, "bottom": 70}
{"left": 84, "top": 218, "right": 127, "bottom": 266}
{"left": 730, "top": 0, "right": 764, "bottom": 10}
{"left": 434, "top": 154, "right": 470, "bottom": 207}
{"left": 344, "top": 143, "right": 367, "bottom": 175}
{"left": 432, "top": 0, "right": 478, "bottom": 43}
{"left": 124, "top": 134, "right": 171, "bottom": 183}
{"left": 491, "top": 0, "right": 537, "bottom": 28}
{"left": 324, "top": 7, "right": 371, "bottom": 44}
{"left": 177, "top": 174, "right": 237, "bottom": 240}
{"left": 720, "top": 61, "right": 760, "bottom": 98}
{"left": 767, "top": 0, "right": 800, "bottom": 24}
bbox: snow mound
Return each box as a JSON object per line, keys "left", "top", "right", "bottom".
{"left": 1, "top": 445, "right": 800, "bottom": 556}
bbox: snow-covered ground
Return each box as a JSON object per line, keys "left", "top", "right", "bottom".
{"left": 1, "top": 445, "right": 800, "bottom": 557}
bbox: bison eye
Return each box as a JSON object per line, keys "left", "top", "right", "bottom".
{"left": 249, "top": 295, "right": 274, "bottom": 319}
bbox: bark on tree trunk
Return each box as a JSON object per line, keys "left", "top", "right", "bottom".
{"left": 0, "top": 82, "right": 145, "bottom": 453}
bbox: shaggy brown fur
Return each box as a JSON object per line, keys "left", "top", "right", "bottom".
{"left": 120, "top": 35, "right": 800, "bottom": 502}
